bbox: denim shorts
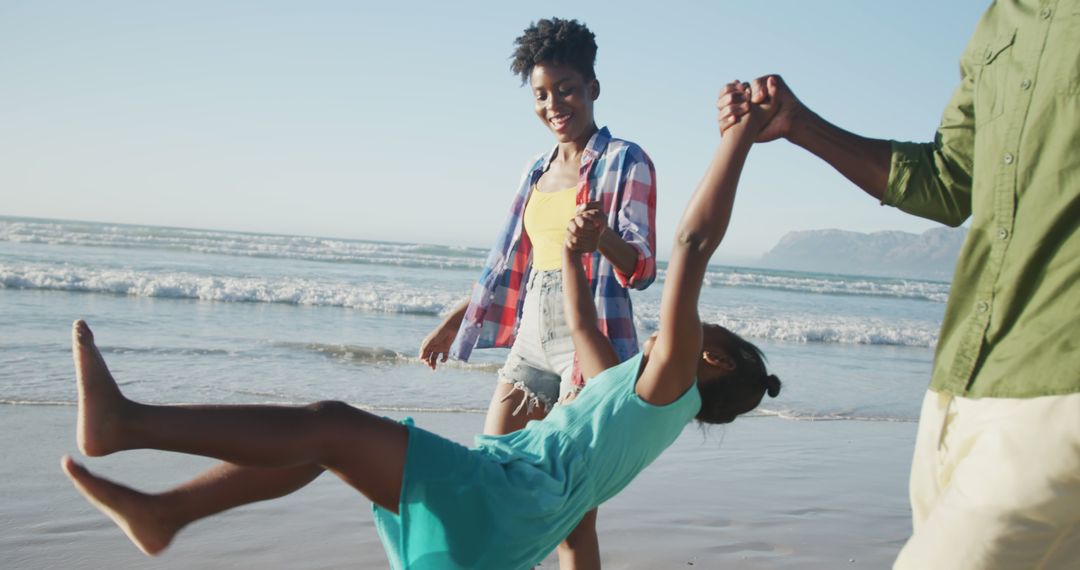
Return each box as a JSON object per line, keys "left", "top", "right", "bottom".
{"left": 497, "top": 269, "right": 576, "bottom": 415}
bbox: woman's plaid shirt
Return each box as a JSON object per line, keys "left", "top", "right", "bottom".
{"left": 450, "top": 127, "right": 657, "bottom": 385}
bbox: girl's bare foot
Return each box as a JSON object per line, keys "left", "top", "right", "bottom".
{"left": 61, "top": 455, "right": 180, "bottom": 556}
{"left": 72, "top": 320, "right": 130, "bottom": 456}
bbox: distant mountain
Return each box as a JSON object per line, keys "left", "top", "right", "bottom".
{"left": 757, "top": 227, "right": 967, "bottom": 281}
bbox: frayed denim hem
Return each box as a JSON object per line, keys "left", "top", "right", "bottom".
{"left": 497, "top": 378, "right": 554, "bottom": 416}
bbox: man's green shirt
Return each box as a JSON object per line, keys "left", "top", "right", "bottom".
{"left": 884, "top": 0, "right": 1079, "bottom": 398}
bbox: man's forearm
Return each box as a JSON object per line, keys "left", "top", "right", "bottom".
{"left": 787, "top": 110, "right": 892, "bottom": 201}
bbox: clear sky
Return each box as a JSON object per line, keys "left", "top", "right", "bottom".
{"left": 1, "top": 1, "right": 989, "bottom": 262}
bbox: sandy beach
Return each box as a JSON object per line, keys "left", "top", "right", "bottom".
{"left": 1, "top": 405, "right": 914, "bottom": 569}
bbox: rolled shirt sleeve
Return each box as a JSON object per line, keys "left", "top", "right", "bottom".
{"left": 884, "top": 54, "right": 976, "bottom": 227}
{"left": 612, "top": 150, "right": 657, "bottom": 290}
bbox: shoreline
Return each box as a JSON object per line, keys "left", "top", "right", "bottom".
{"left": 2, "top": 405, "right": 914, "bottom": 569}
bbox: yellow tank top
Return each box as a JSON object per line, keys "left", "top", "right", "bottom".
{"left": 524, "top": 185, "right": 579, "bottom": 271}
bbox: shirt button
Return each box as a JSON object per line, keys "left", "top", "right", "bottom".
{"left": 997, "top": 228, "right": 1009, "bottom": 240}
{"left": 1040, "top": 7, "right": 1052, "bottom": 19}
{"left": 1021, "top": 79, "right": 1032, "bottom": 90}
{"left": 977, "top": 301, "right": 990, "bottom": 313}
{"left": 1003, "top": 153, "right": 1014, "bottom": 165}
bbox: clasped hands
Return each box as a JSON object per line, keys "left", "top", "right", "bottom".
{"left": 715, "top": 75, "right": 799, "bottom": 140}
{"left": 564, "top": 201, "right": 606, "bottom": 254}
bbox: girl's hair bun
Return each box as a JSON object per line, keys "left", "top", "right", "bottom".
{"left": 764, "top": 374, "right": 782, "bottom": 398}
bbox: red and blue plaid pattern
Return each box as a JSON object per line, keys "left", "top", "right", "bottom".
{"left": 450, "top": 127, "right": 657, "bottom": 384}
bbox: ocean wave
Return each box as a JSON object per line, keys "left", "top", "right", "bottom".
{"left": 3, "top": 218, "right": 952, "bottom": 301}
{"left": 751, "top": 408, "right": 916, "bottom": 423}
{"left": 0, "top": 399, "right": 75, "bottom": 407}
{"left": 694, "top": 268, "right": 950, "bottom": 303}
{"left": 279, "top": 341, "right": 504, "bottom": 373}
{"left": 0, "top": 219, "right": 486, "bottom": 270}
{"left": 635, "top": 309, "right": 939, "bottom": 348}
{"left": 721, "top": 316, "right": 939, "bottom": 347}
{"left": 109, "top": 346, "right": 239, "bottom": 357}
{"left": 0, "top": 262, "right": 460, "bottom": 315}
{"left": 2, "top": 263, "right": 939, "bottom": 347}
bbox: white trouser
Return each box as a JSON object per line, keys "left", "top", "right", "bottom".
{"left": 894, "top": 390, "right": 1080, "bottom": 569}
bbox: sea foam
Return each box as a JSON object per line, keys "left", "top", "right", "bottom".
{"left": 1, "top": 262, "right": 458, "bottom": 315}
{"left": 0, "top": 219, "right": 486, "bottom": 270}
{"left": 3, "top": 218, "right": 950, "bottom": 301}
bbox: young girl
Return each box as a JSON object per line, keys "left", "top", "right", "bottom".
{"left": 62, "top": 81, "right": 780, "bottom": 570}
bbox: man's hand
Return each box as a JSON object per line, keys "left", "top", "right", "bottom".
{"left": 717, "top": 74, "right": 806, "bottom": 142}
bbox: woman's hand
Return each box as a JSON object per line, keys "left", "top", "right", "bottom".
{"left": 419, "top": 322, "right": 457, "bottom": 370}
{"left": 418, "top": 299, "right": 468, "bottom": 370}
{"left": 565, "top": 201, "right": 606, "bottom": 253}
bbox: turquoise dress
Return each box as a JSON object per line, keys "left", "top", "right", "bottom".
{"left": 372, "top": 352, "right": 702, "bottom": 569}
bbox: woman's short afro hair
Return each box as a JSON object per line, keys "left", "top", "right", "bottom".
{"left": 510, "top": 18, "right": 597, "bottom": 85}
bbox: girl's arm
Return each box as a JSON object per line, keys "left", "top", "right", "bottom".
{"left": 562, "top": 229, "right": 619, "bottom": 379}
{"left": 636, "top": 83, "right": 771, "bottom": 405}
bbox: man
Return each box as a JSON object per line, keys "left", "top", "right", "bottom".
{"left": 719, "top": 1, "right": 1079, "bottom": 567}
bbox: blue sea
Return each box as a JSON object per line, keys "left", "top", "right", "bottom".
{"left": 0, "top": 215, "right": 947, "bottom": 422}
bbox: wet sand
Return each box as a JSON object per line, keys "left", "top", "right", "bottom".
{"left": 1, "top": 405, "right": 914, "bottom": 568}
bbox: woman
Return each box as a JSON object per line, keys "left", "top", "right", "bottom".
{"left": 61, "top": 81, "right": 779, "bottom": 569}
{"left": 419, "top": 18, "right": 656, "bottom": 565}
{"left": 419, "top": 21, "right": 657, "bottom": 564}
{"left": 420, "top": 17, "right": 656, "bottom": 418}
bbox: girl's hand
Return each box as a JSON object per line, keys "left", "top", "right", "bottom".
{"left": 716, "top": 80, "right": 752, "bottom": 135}
{"left": 718, "top": 75, "right": 804, "bottom": 142}
{"left": 565, "top": 202, "right": 606, "bottom": 253}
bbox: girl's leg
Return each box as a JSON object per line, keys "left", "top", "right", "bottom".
{"left": 70, "top": 320, "right": 407, "bottom": 512}
{"left": 61, "top": 459, "right": 323, "bottom": 555}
